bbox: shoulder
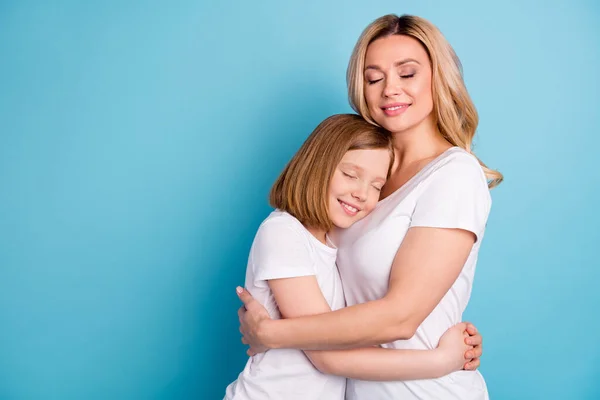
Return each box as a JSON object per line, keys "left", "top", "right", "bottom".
{"left": 250, "top": 212, "right": 319, "bottom": 281}
{"left": 410, "top": 148, "right": 493, "bottom": 238}
{"left": 420, "top": 148, "right": 491, "bottom": 205}
{"left": 435, "top": 148, "right": 487, "bottom": 178}
{"left": 431, "top": 148, "right": 489, "bottom": 187}
{"left": 257, "top": 210, "right": 308, "bottom": 238}
{"left": 254, "top": 211, "right": 313, "bottom": 253}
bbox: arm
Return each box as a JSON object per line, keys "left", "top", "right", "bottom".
{"left": 241, "top": 227, "right": 476, "bottom": 351}
{"left": 239, "top": 161, "right": 489, "bottom": 352}
{"left": 267, "top": 275, "right": 473, "bottom": 381}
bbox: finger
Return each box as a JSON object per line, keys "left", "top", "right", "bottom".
{"left": 466, "top": 322, "right": 478, "bottom": 336}
{"left": 455, "top": 322, "right": 468, "bottom": 333}
{"left": 464, "top": 358, "right": 480, "bottom": 370}
{"left": 472, "top": 345, "right": 483, "bottom": 359}
{"left": 241, "top": 336, "right": 248, "bottom": 345}
{"left": 236, "top": 286, "right": 254, "bottom": 306}
{"left": 246, "top": 348, "right": 256, "bottom": 357}
{"left": 239, "top": 326, "right": 243, "bottom": 334}
{"left": 238, "top": 306, "right": 246, "bottom": 320}
{"left": 465, "top": 333, "right": 482, "bottom": 346}
{"left": 464, "top": 349, "right": 475, "bottom": 360}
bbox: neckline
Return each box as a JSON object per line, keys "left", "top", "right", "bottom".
{"left": 307, "top": 232, "right": 338, "bottom": 254}
{"left": 274, "top": 210, "right": 337, "bottom": 254}
{"left": 378, "top": 146, "right": 462, "bottom": 205}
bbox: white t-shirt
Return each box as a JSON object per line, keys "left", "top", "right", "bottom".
{"left": 336, "top": 147, "right": 491, "bottom": 400}
{"left": 225, "top": 211, "right": 346, "bottom": 400}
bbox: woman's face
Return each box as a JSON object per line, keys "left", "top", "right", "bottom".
{"left": 363, "top": 35, "right": 434, "bottom": 134}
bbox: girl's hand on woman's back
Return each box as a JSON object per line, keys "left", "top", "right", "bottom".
{"left": 436, "top": 322, "right": 483, "bottom": 374}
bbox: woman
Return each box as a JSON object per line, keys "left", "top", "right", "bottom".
{"left": 237, "top": 14, "right": 500, "bottom": 399}
{"left": 225, "top": 114, "right": 476, "bottom": 400}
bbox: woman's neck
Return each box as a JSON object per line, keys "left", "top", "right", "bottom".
{"left": 379, "top": 117, "right": 453, "bottom": 200}
{"left": 390, "top": 117, "right": 452, "bottom": 172}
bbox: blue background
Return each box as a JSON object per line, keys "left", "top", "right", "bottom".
{"left": 1, "top": 1, "right": 599, "bottom": 399}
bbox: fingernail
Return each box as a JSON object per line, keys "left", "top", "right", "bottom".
{"left": 236, "top": 286, "right": 243, "bottom": 294}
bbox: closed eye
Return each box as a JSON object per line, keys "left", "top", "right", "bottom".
{"left": 367, "top": 78, "right": 383, "bottom": 85}
{"left": 343, "top": 172, "right": 357, "bottom": 179}
{"left": 400, "top": 73, "right": 415, "bottom": 79}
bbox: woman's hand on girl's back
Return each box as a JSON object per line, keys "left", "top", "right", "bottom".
{"left": 237, "top": 287, "right": 272, "bottom": 356}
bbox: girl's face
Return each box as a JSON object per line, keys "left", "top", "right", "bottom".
{"left": 363, "top": 34, "right": 434, "bottom": 134}
{"left": 328, "top": 148, "right": 390, "bottom": 229}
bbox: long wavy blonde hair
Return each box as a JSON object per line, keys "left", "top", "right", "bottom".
{"left": 347, "top": 14, "right": 503, "bottom": 188}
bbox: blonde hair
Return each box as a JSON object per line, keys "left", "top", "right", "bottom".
{"left": 270, "top": 114, "right": 394, "bottom": 232}
{"left": 347, "top": 14, "right": 503, "bottom": 188}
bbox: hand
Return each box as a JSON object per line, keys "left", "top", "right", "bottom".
{"left": 463, "top": 322, "right": 483, "bottom": 370}
{"left": 436, "top": 322, "right": 474, "bottom": 374}
{"left": 237, "top": 286, "right": 272, "bottom": 356}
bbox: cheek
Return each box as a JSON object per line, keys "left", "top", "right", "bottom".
{"left": 412, "top": 78, "right": 433, "bottom": 105}
{"left": 364, "top": 87, "right": 379, "bottom": 110}
{"left": 364, "top": 193, "right": 380, "bottom": 213}
{"left": 328, "top": 176, "right": 343, "bottom": 195}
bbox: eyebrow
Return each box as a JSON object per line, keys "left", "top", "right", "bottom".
{"left": 365, "top": 58, "right": 421, "bottom": 71}
{"left": 340, "top": 162, "right": 363, "bottom": 172}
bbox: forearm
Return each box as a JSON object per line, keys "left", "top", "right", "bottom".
{"left": 306, "top": 347, "right": 450, "bottom": 381}
{"left": 262, "top": 297, "right": 416, "bottom": 350}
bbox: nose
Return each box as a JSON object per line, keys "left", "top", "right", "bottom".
{"left": 351, "top": 183, "right": 368, "bottom": 203}
{"left": 383, "top": 74, "right": 402, "bottom": 97}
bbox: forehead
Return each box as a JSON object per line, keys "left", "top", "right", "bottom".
{"left": 365, "top": 35, "right": 429, "bottom": 66}
{"left": 339, "top": 149, "right": 390, "bottom": 175}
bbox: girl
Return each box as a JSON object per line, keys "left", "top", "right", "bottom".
{"left": 225, "top": 114, "right": 479, "bottom": 399}
{"left": 238, "top": 14, "right": 499, "bottom": 400}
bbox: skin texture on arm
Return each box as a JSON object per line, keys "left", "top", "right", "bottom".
{"left": 239, "top": 227, "right": 478, "bottom": 352}
{"left": 266, "top": 275, "right": 473, "bottom": 381}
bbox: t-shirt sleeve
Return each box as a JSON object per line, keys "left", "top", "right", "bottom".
{"left": 410, "top": 159, "right": 491, "bottom": 242}
{"left": 251, "top": 219, "right": 316, "bottom": 283}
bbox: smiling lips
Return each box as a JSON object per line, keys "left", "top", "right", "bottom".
{"left": 339, "top": 200, "right": 361, "bottom": 216}
{"left": 382, "top": 102, "right": 410, "bottom": 117}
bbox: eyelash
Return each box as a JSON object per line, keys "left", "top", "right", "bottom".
{"left": 343, "top": 172, "right": 383, "bottom": 191}
{"left": 367, "top": 73, "right": 415, "bottom": 85}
